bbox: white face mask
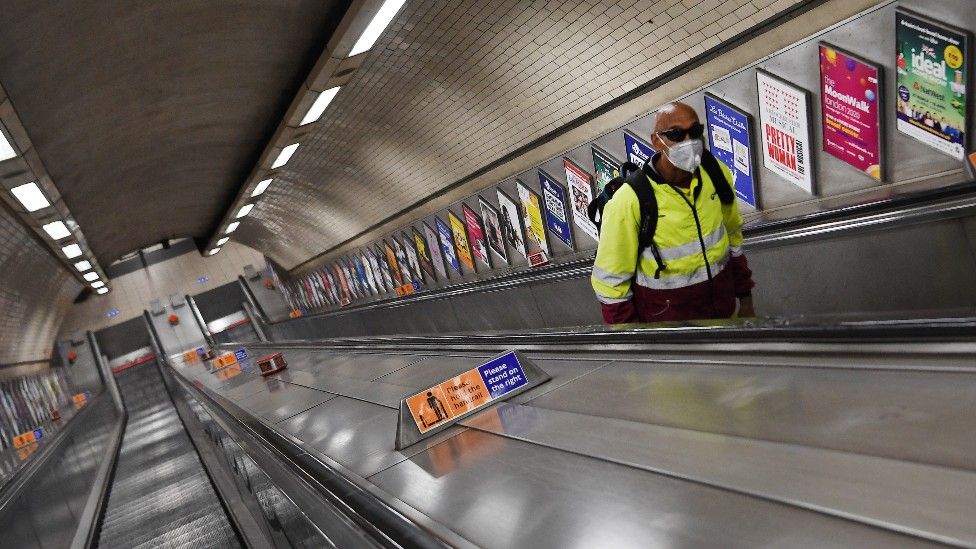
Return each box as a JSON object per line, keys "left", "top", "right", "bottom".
{"left": 664, "top": 139, "right": 703, "bottom": 173}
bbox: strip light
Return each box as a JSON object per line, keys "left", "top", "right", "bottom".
{"left": 91, "top": 280, "right": 105, "bottom": 288}
{"left": 217, "top": 237, "right": 229, "bottom": 246}
{"left": 271, "top": 143, "right": 299, "bottom": 169}
{"left": 42, "top": 220, "right": 72, "bottom": 240}
{"left": 251, "top": 178, "right": 273, "bottom": 197}
{"left": 236, "top": 204, "right": 254, "bottom": 218}
{"left": 11, "top": 182, "right": 51, "bottom": 212}
{"left": 74, "top": 260, "right": 92, "bottom": 272}
{"left": 83, "top": 272, "right": 99, "bottom": 282}
{"left": 61, "top": 243, "right": 82, "bottom": 259}
{"left": 208, "top": 248, "right": 221, "bottom": 256}
{"left": 300, "top": 87, "right": 341, "bottom": 126}
{"left": 349, "top": 0, "right": 408, "bottom": 56}
{"left": 225, "top": 222, "right": 240, "bottom": 234}
{"left": 0, "top": 126, "right": 16, "bottom": 162}
{"left": 96, "top": 287, "right": 108, "bottom": 295}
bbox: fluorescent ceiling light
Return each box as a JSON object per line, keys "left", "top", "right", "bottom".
{"left": 83, "top": 272, "right": 99, "bottom": 282}
{"left": 11, "top": 182, "right": 51, "bottom": 212}
{"left": 91, "top": 280, "right": 105, "bottom": 288}
{"left": 217, "top": 237, "right": 229, "bottom": 246}
{"left": 208, "top": 248, "right": 220, "bottom": 256}
{"left": 271, "top": 143, "right": 299, "bottom": 169}
{"left": 0, "top": 127, "right": 16, "bottom": 162}
{"left": 225, "top": 222, "right": 240, "bottom": 234}
{"left": 61, "top": 243, "right": 82, "bottom": 259}
{"left": 96, "top": 287, "right": 108, "bottom": 295}
{"left": 74, "top": 260, "right": 92, "bottom": 271}
{"left": 251, "top": 178, "right": 273, "bottom": 197}
{"left": 236, "top": 204, "right": 254, "bottom": 218}
{"left": 42, "top": 220, "right": 71, "bottom": 240}
{"left": 300, "top": 87, "right": 341, "bottom": 125}
{"left": 349, "top": 0, "right": 407, "bottom": 56}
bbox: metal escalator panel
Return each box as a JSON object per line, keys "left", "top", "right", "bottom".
{"left": 99, "top": 360, "right": 241, "bottom": 549}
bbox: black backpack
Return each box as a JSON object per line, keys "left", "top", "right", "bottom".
{"left": 587, "top": 161, "right": 641, "bottom": 230}
{"left": 590, "top": 150, "right": 735, "bottom": 277}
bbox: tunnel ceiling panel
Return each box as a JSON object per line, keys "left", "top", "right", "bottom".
{"left": 0, "top": 1, "right": 348, "bottom": 265}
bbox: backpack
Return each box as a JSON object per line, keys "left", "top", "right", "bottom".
{"left": 593, "top": 150, "right": 735, "bottom": 278}
{"left": 587, "top": 161, "right": 641, "bottom": 230}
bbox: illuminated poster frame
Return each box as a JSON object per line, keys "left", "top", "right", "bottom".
{"left": 756, "top": 68, "right": 816, "bottom": 194}
{"left": 704, "top": 93, "right": 760, "bottom": 208}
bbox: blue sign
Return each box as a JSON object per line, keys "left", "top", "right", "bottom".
{"left": 106, "top": 309, "right": 120, "bottom": 318}
{"left": 196, "top": 347, "right": 206, "bottom": 356}
{"left": 538, "top": 171, "right": 574, "bottom": 249}
{"left": 704, "top": 94, "right": 758, "bottom": 208}
{"left": 623, "top": 130, "right": 654, "bottom": 168}
{"left": 477, "top": 352, "right": 528, "bottom": 399}
{"left": 32, "top": 428, "right": 44, "bottom": 440}
{"left": 435, "top": 216, "right": 461, "bottom": 275}
{"left": 197, "top": 275, "right": 209, "bottom": 285}
{"left": 234, "top": 348, "right": 248, "bottom": 361}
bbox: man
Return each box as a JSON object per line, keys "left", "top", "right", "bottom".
{"left": 591, "top": 102, "right": 755, "bottom": 323}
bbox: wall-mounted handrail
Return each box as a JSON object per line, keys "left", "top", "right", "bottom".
{"left": 185, "top": 294, "right": 216, "bottom": 348}
{"left": 237, "top": 275, "right": 269, "bottom": 322}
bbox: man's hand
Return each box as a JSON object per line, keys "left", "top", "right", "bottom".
{"left": 738, "top": 295, "right": 755, "bottom": 318}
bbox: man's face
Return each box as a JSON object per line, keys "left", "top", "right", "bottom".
{"left": 653, "top": 108, "right": 704, "bottom": 151}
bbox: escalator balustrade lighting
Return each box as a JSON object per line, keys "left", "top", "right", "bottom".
{"left": 349, "top": 0, "right": 408, "bottom": 56}
{"left": 10, "top": 182, "right": 51, "bottom": 212}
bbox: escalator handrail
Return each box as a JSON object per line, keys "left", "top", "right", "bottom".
{"left": 270, "top": 179, "right": 976, "bottom": 324}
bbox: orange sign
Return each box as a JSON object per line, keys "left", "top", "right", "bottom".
{"left": 17, "top": 443, "right": 39, "bottom": 461}
{"left": 396, "top": 283, "right": 415, "bottom": 297}
{"left": 212, "top": 353, "right": 237, "bottom": 370}
{"left": 969, "top": 151, "right": 976, "bottom": 175}
{"left": 12, "top": 431, "right": 36, "bottom": 449}
{"left": 72, "top": 393, "right": 87, "bottom": 408}
{"left": 183, "top": 350, "right": 199, "bottom": 363}
{"left": 216, "top": 364, "right": 242, "bottom": 380}
{"left": 406, "top": 370, "right": 490, "bottom": 433}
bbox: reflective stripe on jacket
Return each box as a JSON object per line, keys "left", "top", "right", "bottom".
{"left": 591, "top": 155, "right": 753, "bottom": 322}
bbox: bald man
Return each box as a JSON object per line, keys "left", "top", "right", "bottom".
{"left": 591, "top": 102, "right": 755, "bottom": 323}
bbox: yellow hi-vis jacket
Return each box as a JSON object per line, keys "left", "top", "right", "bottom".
{"left": 591, "top": 157, "right": 751, "bottom": 322}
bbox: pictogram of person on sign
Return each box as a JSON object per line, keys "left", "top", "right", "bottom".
{"left": 419, "top": 391, "right": 449, "bottom": 428}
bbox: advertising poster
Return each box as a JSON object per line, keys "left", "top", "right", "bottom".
{"left": 435, "top": 216, "right": 462, "bottom": 275}
{"left": 623, "top": 130, "right": 655, "bottom": 168}
{"left": 895, "top": 10, "right": 969, "bottom": 161}
{"left": 383, "top": 240, "right": 403, "bottom": 288}
{"left": 591, "top": 146, "right": 622, "bottom": 194}
{"left": 704, "top": 93, "right": 760, "bottom": 208}
{"left": 391, "top": 236, "right": 415, "bottom": 284}
{"left": 334, "top": 263, "right": 352, "bottom": 304}
{"left": 462, "top": 203, "right": 492, "bottom": 268}
{"left": 757, "top": 69, "right": 815, "bottom": 194}
{"left": 516, "top": 181, "right": 550, "bottom": 256}
{"left": 563, "top": 159, "right": 599, "bottom": 240}
{"left": 496, "top": 189, "right": 528, "bottom": 259}
{"left": 413, "top": 228, "right": 437, "bottom": 282}
{"left": 479, "top": 197, "right": 508, "bottom": 264}
{"left": 375, "top": 244, "right": 394, "bottom": 291}
{"left": 401, "top": 231, "right": 424, "bottom": 284}
{"left": 539, "top": 171, "right": 574, "bottom": 249}
{"left": 363, "top": 249, "right": 383, "bottom": 294}
{"left": 316, "top": 270, "right": 333, "bottom": 306}
{"left": 341, "top": 259, "right": 361, "bottom": 299}
{"left": 355, "top": 255, "right": 374, "bottom": 295}
{"left": 819, "top": 44, "right": 884, "bottom": 181}
{"left": 325, "top": 269, "right": 340, "bottom": 304}
{"left": 424, "top": 221, "right": 448, "bottom": 280}
{"left": 448, "top": 211, "right": 476, "bottom": 272}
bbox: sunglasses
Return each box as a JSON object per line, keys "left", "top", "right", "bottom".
{"left": 656, "top": 122, "right": 705, "bottom": 142}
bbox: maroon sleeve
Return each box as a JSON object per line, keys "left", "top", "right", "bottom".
{"left": 729, "top": 254, "right": 755, "bottom": 297}
{"left": 601, "top": 300, "right": 639, "bottom": 324}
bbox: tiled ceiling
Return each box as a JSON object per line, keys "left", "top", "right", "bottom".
{"left": 0, "top": 204, "right": 81, "bottom": 364}
{"left": 239, "top": 0, "right": 807, "bottom": 269}
{"left": 0, "top": 0, "right": 349, "bottom": 265}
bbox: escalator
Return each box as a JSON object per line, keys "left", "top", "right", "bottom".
{"left": 97, "top": 360, "right": 241, "bottom": 548}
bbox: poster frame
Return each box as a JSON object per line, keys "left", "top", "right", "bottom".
{"left": 412, "top": 227, "right": 438, "bottom": 282}
{"left": 515, "top": 179, "right": 551, "bottom": 257}
{"left": 817, "top": 42, "right": 886, "bottom": 182}
{"left": 755, "top": 67, "right": 818, "bottom": 195}
{"left": 622, "top": 129, "right": 655, "bottom": 168}
{"left": 478, "top": 196, "right": 509, "bottom": 265}
{"left": 590, "top": 145, "right": 622, "bottom": 194}
{"left": 435, "top": 215, "right": 462, "bottom": 276}
{"left": 374, "top": 244, "right": 395, "bottom": 292}
{"left": 496, "top": 188, "right": 528, "bottom": 260}
{"left": 400, "top": 230, "right": 425, "bottom": 285}
{"left": 894, "top": 7, "right": 972, "bottom": 162}
{"left": 462, "top": 202, "right": 492, "bottom": 269}
{"left": 703, "top": 92, "right": 761, "bottom": 209}
{"left": 562, "top": 157, "right": 599, "bottom": 241}
{"left": 423, "top": 221, "right": 449, "bottom": 280}
{"left": 447, "top": 211, "right": 476, "bottom": 273}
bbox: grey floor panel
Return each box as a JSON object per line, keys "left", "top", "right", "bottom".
{"left": 99, "top": 361, "right": 240, "bottom": 549}
{"left": 235, "top": 377, "right": 336, "bottom": 423}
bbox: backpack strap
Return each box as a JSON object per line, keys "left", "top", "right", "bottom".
{"left": 699, "top": 150, "right": 735, "bottom": 204}
{"left": 625, "top": 164, "right": 665, "bottom": 278}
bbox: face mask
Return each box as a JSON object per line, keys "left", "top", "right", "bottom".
{"left": 664, "top": 139, "right": 703, "bottom": 173}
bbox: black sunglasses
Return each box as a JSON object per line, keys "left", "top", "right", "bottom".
{"left": 656, "top": 122, "right": 705, "bottom": 142}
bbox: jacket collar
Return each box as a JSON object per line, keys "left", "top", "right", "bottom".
{"left": 644, "top": 153, "right": 703, "bottom": 200}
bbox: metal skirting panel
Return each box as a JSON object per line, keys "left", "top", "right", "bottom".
{"left": 99, "top": 360, "right": 240, "bottom": 549}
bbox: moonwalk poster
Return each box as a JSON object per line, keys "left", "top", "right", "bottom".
{"left": 704, "top": 93, "right": 759, "bottom": 207}
{"left": 895, "top": 9, "right": 969, "bottom": 161}
{"left": 424, "top": 221, "right": 448, "bottom": 280}
{"left": 462, "top": 203, "right": 491, "bottom": 268}
{"left": 591, "top": 146, "right": 621, "bottom": 194}
{"left": 479, "top": 197, "right": 508, "bottom": 264}
{"left": 819, "top": 44, "right": 883, "bottom": 181}
{"left": 515, "top": 181, "right": 550, "bottom": 257}
{"left": 435, "top": 216, "right": 462, "bottom": 275}
{"left": 563, "top": 159, "right": 599, "bottom": 241}
{"left": 496, "top": 189, "right": 527, "bottom": 259}
{"left": 448, "top": 210, "right": 476, "bottom": 272}
{"left": 757, "top": 69, "right": 815, "bottom": 194}
{"left": 539, "top": 170, "right": 574, "bottom": 249}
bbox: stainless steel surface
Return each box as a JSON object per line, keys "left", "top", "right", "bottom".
{"left": 370, "top": 429, "right": 940, "bottom": 549}
{"left": 242, "top": 300, "right": 269, "bottom": 342}
{"left": 100, "top": 360, "right": 241, "bottom": 549}
{"left": 186, "top": 295, "right": 216, "bottom": 348}
{"left": 234, "top": 376, "right": 336, "bottom": 423}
